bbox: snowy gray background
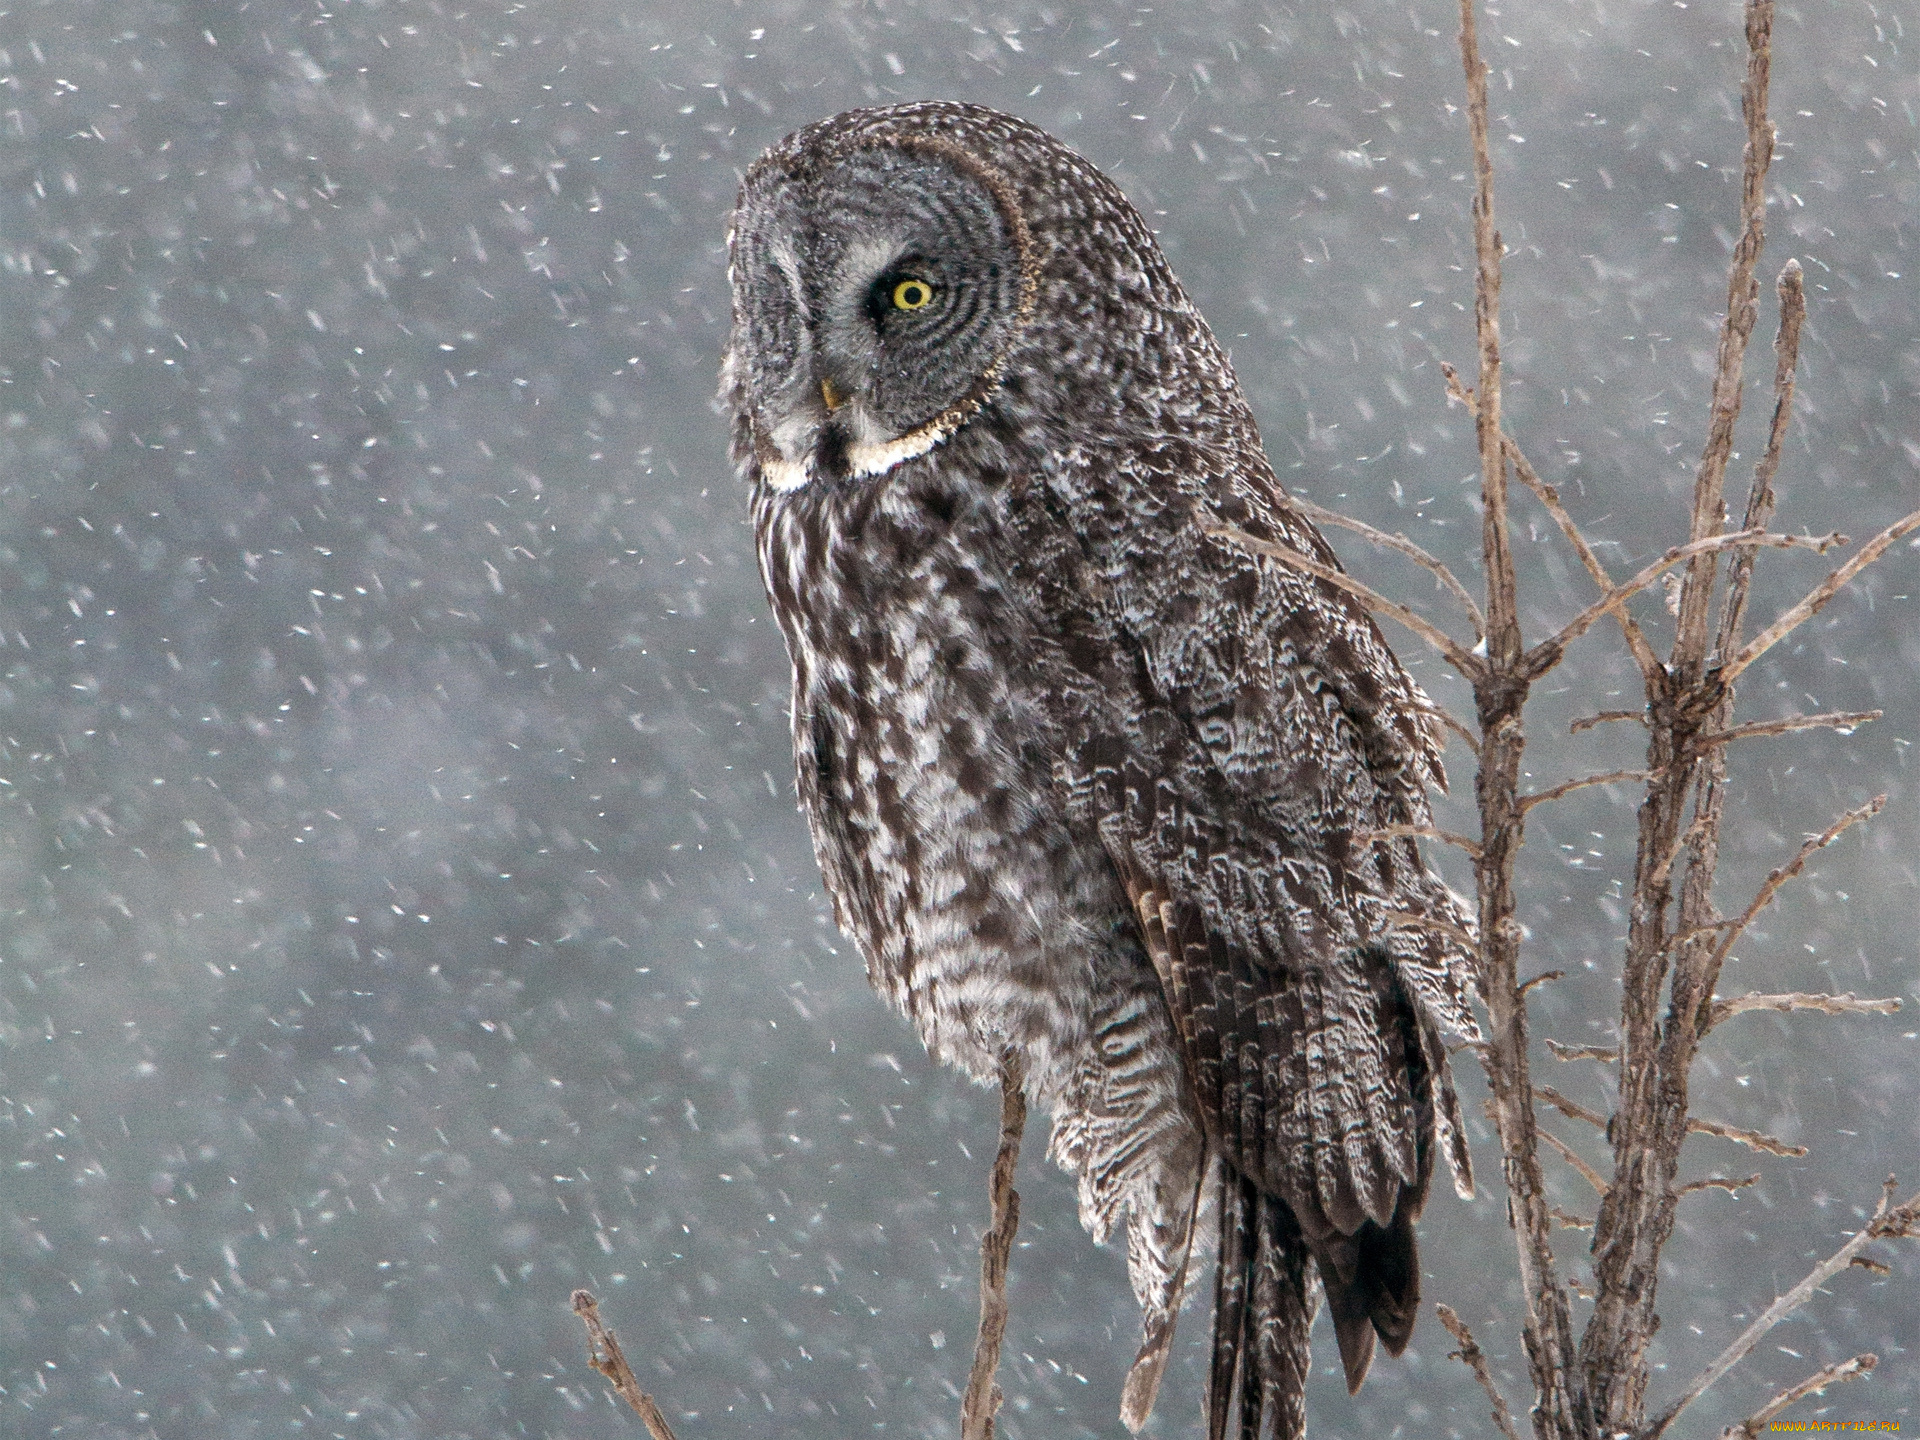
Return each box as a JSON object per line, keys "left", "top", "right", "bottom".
{"left": 2, "top": 0, "right": 1917, "bottom": 1436}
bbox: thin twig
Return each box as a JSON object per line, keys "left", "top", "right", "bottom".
{"left": 1457, "top": 0, "right": 1515, "bottom": 672}
{"left": 1677, "top": 1173, "right": 1759, "bottom": 1198}
{"left": 1697, "top": 709, "right": 1881, "bottom": 748}
{"left": 1639, "top": 1179, "right": 1920, "bottom": 1440}
{"left": 1544, "top": 1039, "right": 1619, "bottom": 1064}
{"left": 1550, "top": 1205, "right": 1596, "bottom": 1231}
{"left": 1719, "top": 1353, "right": 1877, "bottom": 1440}
{"left": 1539, "top": 1129, "right": 1610, "bottom": 1198}
{"left": 1356, "top": 822, "right": 1484, "bottom": 860}
{"left": 1519, "top": 970, "right": 1567, "bottom": 997}
{"left": 1708, "top": 990, "right": 1904, "bottom": 1029}
{"left": 1570, "top": 710, "right": 1644, "bottom": 734}
{"left": 1535, "top": 1084, "right": 1608, "bottom": 1131}
{"left": 1445, "top": 360, "right": 1661, "bottom": 680}
{"left": 1519, "top": 769, "right": 1656, "bottom": 812}
{"left": 1200, "top": 522, "right": 1486, "bottom": 680}
{"left": 961, "top": 1052, "right": 1027, "bottom": 1440}
{"left": 1436, "top": 705, "right": 1484, "bottom": 756}
{"left": 1722, "top": 506, "right": 1920, "bottom": 686}
{"left": 1699, "top": 796, "right": 1887, "bottom": 1000}
{"left": 1509, "top": 450, "right": 1663, "bottom": 682}
{"left": 1712, "top": 260, "right": 1808, "bottom": 667}
{"left": 1667, "top": 0, "right": 1778, "bottom": 683}
{"left": 1284, "top": 491, "right": 1487, "bottom": 638}
{"left": 1523, "top": 529, "right": 1830, "bottom": 680}
{"left": 1685, "top": 1114, "right": 1806, "bottom": 1159}
{"left": 1435, "top": 1304, "right": 1524, "bottom": 1440}
{"left": 572, "top": 1291, "right": 682, "bottom": 1440}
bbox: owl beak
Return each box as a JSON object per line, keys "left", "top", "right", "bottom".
{"left": 819, "top": 376, "right": 848, "bottom": 413}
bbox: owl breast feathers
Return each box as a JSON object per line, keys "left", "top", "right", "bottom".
{"left": 723, "top": 100, "right": 1480, "bottom": 1439}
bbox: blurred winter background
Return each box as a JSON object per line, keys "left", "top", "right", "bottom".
{"left": 1, "top": 0, "right": 1916, "bottom": 1435}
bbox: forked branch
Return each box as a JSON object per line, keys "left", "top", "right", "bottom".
{"left": 1713, "top": 260, "right": 1807, "bottom": 659}
{"left": 1721, "top": 507, "right": 1920, "bottom": 685}
{"left": 1668, "top": 0, "right": 1779, "bottom": 680}
{"left": 1699, "top": 796, "right": 1887, "bottom": 1000}
{"left": 1639, "top": 1180, "right": 1920, "bottom": 1440}
{"left": 1522, "top": 528, "right": 1842, "bottom": 680}
{"left": 1719, "top": 1353, "right": 1877, "bottom": 1440}
{"left": 1442, "top": 359, "right": 1661, "bottom": 681}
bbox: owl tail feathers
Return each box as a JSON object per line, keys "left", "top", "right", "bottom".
{"left": 1119, "top": 1300, "right": 1178, "bottom": 1432}
{"left": 1318, "top": 1205, "right": 1422, "bottom": 1395}
{"left": 1207, "top": 1172, "right": 1314, "bottom": 1440}
{"left": 1118, "top": 1165, "right": 1205, "bottom": 1432}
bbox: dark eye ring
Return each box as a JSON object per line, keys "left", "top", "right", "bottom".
{"left": 891, "top": 277, "right": 934, "bottom": 310}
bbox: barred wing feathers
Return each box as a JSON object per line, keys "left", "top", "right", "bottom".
{"left": 1010, "top": 442, "right": 1478, "bottom": 1436}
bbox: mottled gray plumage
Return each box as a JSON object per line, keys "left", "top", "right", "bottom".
{"left": 723, "top": 101, "right": 1479, "bottom": 1438}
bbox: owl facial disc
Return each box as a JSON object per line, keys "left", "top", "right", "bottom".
{"left": 727, "top": 130, "right": 1033, "bottom": 492}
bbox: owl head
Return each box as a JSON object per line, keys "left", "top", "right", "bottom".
{"left": 722, "top": 102, "right": 1226, "bottom": 497}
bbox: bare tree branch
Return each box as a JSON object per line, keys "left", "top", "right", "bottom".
{"left": 1539, "top": 1129, "right": 1610, "bottom": 1198}
{"left": 1685, "top": 1114, "right": 1806, "bottom": 1159}
{"left": 961, "top": 1052, "right": 1027, "bottom": 1440}
{"left": 1457, "top": 0, "right": 1513, "bottom": 672}
{"left": 1709, "top": 990, "right": 1903, "bottom": 1029}
{"left": 1719, "top": 1353, "right": 1877, "bottom": 1440}
{"left": 1357, "top": 822, "right": 1484, "bottom": 860}
{"left": 1545, "top": 1040, "right": 1619, "bottom": 1064}
{"left": 1711, "top": 261, "right": 1807, "bottom": 669}
{"left": 1509, "top": 454, "right": 1664, "bottom": 682}
{"left": 1570, "top": 709, "right": 1644, "bottom": 735}
{"left": 1639, "top": 1180, "right": 1920, "bottom": 1440}
{"left": 1519, "top": 769, "right": 1656, "bottom": 812}
{"left": 1721, "top": 506, "right": 1920, "bottom": 686}
{"left": 1435, "top": 1304, "right": 1524, "bottom": 1440}
{"left": 1284, "top": 490, "right": 1486, "bottom": 639}
{"left": 1550, "top": 1205, "right": 1596, "bottom": 1231}
{"left": 1453, "top": 4, "right": 1581, "bottom": 1429}
{"left": 1444, "top": 359, "right": 1663, "bottom": 681}
{"left": 1677, "top": 1173, "right": 1759, "bottom": 1198}
{"left": 1696, "top": 796, "right": 1888, "bottom": 1014}
{"left": 1523, "top": 529, "right": 1835, "bottom": 681}
{"left": 1535, "top": 1084, "right": 1608, "bottom": 1131}
{"left": 1200, "top": 522, "right": 1486, "bottom": 680}
{"left": 1697, "top": 709, "right": 1881, "bottom": 748}
{"left": 1666, "top": 0, "right": 1778, "bottom": 686}
{"left": 1436, "top": 705, "right": 1484, "bottom": 756}
{"left": 572, "top": 1291, "right": 683, "bottom": 1440}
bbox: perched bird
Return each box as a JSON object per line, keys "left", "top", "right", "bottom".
{"left": 723, "top": 101, "right": 1479, "bottom": 1439}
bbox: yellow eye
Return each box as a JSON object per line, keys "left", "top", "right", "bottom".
{"left": 891, "top": 278, "right": 934, "bottom": 310}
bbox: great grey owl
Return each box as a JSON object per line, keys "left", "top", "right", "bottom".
{"left": 722, "top": 101, "right": 1480, "bottom": 1439}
